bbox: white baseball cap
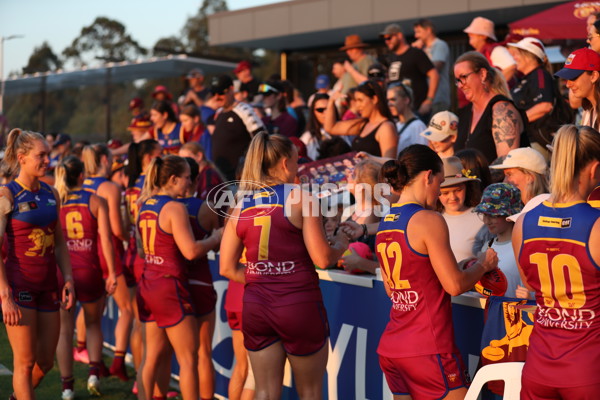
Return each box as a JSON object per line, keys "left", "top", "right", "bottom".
{"left": 489, "top": 147, "right": 547, "bottom": 175}
{"left": 419, "top": 111, "right": 459, "bottom": 142}
{"left": 507, "top": 37, "right": 547, "bottom": 62}
{"left": 507, "top": 193, "right": 550, "bottom": 222}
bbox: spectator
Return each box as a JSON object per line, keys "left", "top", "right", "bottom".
{"left": 413, "top": 19, "right": 451, "bottom": 114}
{"left": 341, "top": 88, "right": 360, "bottom": 121}
{"left": 555, "top": 48, "right": 600, "bottom": 130}
{"left": 259, "top": 81, "right": 298, "bottom": 137}
{"left": 419, "top": 110, "right": 459, "bottom": 158}
{"left": 129, "top": 97, "right": 149, "bottom": 122}
{"left": 454, "top": 52, "right": 525, "bottom": 163}
{"left": 380, "top": 23, "right": 439, "bottom": 117}
{"left": 234, "top": 60, "right": 259, "bottom": 102}
{"left": 150, "top": 100, "right": 188, "bottom": 155}
{"left": 211, "top": 74, "right": 266, "bottom": 181}
{"left": 50, "top": 133, "right": 72, "bottom": 169}
{"left": 490, "top": 147, "right": 548, "bottom": 204}
{"left": 324, "top": 80, "right": 398, "bottom": 158}
{"left": 307, "top": 74, "right": 331, "bottom": 108}
{"left": 180, "top": 68, "right": 210, "bottom": 107}
{"left": 473, "top": 183, "right": 524, "bottom": 297}
{"left": 439, "top": 156, "right": 484, "bottom": 263}
{"left": 179, "top": 104, "right": 205, "bottom": 143}
{"left": 464, "top": 17, "right": 517, "bottom": 84}
{"left": 387, "top": 82, "right": 428, "bottom": 155}
{"left": 339, "top": 34, "right": 376, "bottom": 94}
{"left": 367, "top": 63, "right": 387, "bottom": 88}
{"left": 178, "top": 142, "right": 224, "bottom": 201}
{"left": 508, "top": 37, "right": 565, "bottom": 155}
{"left": 151, "top": 85, "right": 179, "bottom": 116}
{"left": 300, "top": 93, "right": 334, "bottom": 161}
{"left": 290, "top": 88, "right": 309, "bottom": 135}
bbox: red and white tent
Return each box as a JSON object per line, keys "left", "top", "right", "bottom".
{"left": 509, "top": 1, "right": 600, "bottom": 40}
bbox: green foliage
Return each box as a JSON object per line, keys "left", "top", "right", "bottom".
{"left": 152, "top": 37, "right": 187, "bottom": 57}
{"left": 62, "top": 17, "right": 148, "bottom": 67}
{"left": 22, "top": 42, "right": 63, "bottom": 75}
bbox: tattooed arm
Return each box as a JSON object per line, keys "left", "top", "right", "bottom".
{"left": 492, "top": 101, "right": 522, "bottom": 157}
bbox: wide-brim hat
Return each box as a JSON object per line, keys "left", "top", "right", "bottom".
{"left": 464, "top": 16, "right": 497, "bottom": 41}
{"left": 474, "top": 183, "right": 523, "bottom": 216}
{"left": 507, "top": 37, "right": 547, "bottom": 62}
{"left": 340, "top": 34, "right": 368, "bottom": 51}
{"left": 440, "top": 156, "right": 479, "bottom": 188}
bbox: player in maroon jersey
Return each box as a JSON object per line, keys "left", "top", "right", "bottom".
{"left": 55, "top": 155, "right": 118, "bottom": 397}
{"left": 513, "top": 125, "right": 600, "bottom": 399}
{"left": 136, "top": 155, "right": 221, "bottom": 400}
{"left": 220, "top": 133, "right": 349, "bottom": 399}
{"left": 371, "top": 145, "right": 497, "bottom": 400}
{"left": 79, "top": 143, "right": 133, "bottom": 380}
{"left": 0, "top": 128, "right": 75, "bottom": 399}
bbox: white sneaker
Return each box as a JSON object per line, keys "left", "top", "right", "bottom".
{"left": 87, "top": 375, "right": 101, "bottom": 396}
{"left": 61, "top": 389, "right": 75, "bottom": 400}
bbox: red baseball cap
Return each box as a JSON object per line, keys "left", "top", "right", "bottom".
{"left": 234, "top": 60, "right": 252, "bottom": 74}
{"left": 555, "top": 48, "right": 600, "bottom": 80}
{"left": 152, "top": 85, "right": 173, "bottom": 100}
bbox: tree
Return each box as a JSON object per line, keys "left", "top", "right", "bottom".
{"left": 152, "top": 36, "right": 187, "bottom": 57}
{"left": 62, "top": 17, "right": 147, "bottom": 67}
{"left": 183, "top": 0, "right": 228, "bottom": 55}
{"left": 22, "top": 42, "right": 63, "bottom": 75}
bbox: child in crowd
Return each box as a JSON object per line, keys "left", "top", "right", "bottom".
{"left": 474, "top": 183, "right": 524, "bottom": 297}
{"left": 420, "top": 110, "right": 459, "bottom": 158}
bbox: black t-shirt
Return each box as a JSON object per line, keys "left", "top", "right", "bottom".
{"left": 212, "top": 102, "right": 265, "bottom": 180}
{"left": 385, "top": 47, "right": 434, "bottom": 110}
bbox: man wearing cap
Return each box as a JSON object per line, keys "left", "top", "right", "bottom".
{"left": 339, "top": 34, "right": 375, "bottom": 94}
{"left": 234, "top": 60, "right": 259, "bottom": 102}
{"left": 464, "top": 16, "right": 516, "bottom": 84}
{"left": 413, "top": 19, "right": 451, "bottom": 114}
{"left": 180, "top": 68, "right": 210, "bottom": 107}
{"left": 380, "top": 23, "right": 439, "bottom": 117}
{"left": 210, "top": 74, "right": 266, "bottom": 180}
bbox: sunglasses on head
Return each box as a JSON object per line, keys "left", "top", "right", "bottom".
{"left": 258, "top": 83, "right": 279, "bottom": 94}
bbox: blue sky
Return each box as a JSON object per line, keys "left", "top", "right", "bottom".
{"left": 0, "top": 0, "right": 283, "bottom": 78}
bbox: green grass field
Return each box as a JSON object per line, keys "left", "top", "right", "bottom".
{"left": 0, "top": 324, "right": 139, "bottom": 399}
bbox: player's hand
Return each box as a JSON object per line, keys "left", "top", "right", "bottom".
{"left": 61, "top": 280, "right": 76, "bottom": 311}
{"left": 339, "top": 220, "right": 362, "bottom": 240}
{"left": 1, "top": 292, "right": 21, "bottom": 326}
{"left": 105, "top": 273, "right": 117, "bottom": 296}
{"left": 479, "top": 248, "right": 498, "bottom": 273}
{"left": 340, "top": 251, "right": 362, "bottom": 272}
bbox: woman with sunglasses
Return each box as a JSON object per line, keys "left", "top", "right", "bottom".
{"left": 258, "top": 81, "right": 298, "bottom": 138}
{"left": 324, "top": 79, "right": 398, "bottom": 158}
{"left": 454, "top": 51, "right": 525, "bottom": 164}
{"left": 300, "top": 92, "right": 337, "bottom": 160}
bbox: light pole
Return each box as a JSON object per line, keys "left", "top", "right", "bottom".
{"left": 0, "top": 35, "right": 25, "bottom": 114}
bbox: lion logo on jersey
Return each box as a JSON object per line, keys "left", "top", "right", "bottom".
{"left": 25, "top": 228, "right": 55, "bottom": 257}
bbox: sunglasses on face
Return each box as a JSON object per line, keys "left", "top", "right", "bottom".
{"left": 314, "top": 107, "right": 326, "bottom": 113}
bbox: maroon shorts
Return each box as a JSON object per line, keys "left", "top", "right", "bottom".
{"left": 521, "top": 374, "right": 600, "bottom": 399}
{"left": 72, "top": 266, "right": 105, "bottom": 303}
{"left": 3, "top": 285, "right": 60, "bottom": 312}
{"left": 379, "top": 353, "right": 468, "bottom": 400}
{"left": 189, "top": 282, "right": 216, "bottom": 316}
{"left": 227, "top": 310, "right": 243, "bottom": 331}
{"left": 136, "top": 274, "right": 195, "bottom": 328}
{"left": 122, "top": 262, "right": 137, "bottom": 288}
{"left": 99, "top": 239, "right": 124, "bottom": 279}
{"left": 242, "top": 301, "right": 329, "bottom": 356}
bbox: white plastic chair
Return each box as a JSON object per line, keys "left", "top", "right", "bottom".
{"left": 464, "top": 362, "right": 525, "bottom": 400}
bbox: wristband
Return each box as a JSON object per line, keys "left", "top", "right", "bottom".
{"left": 361, "top": 224, "right": 368, "bottom": 238}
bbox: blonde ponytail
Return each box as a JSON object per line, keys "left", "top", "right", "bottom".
{"left": 2, "top": 128, "right": 45, "bottom": 177}
{"left": 54, "top": 156, "right": 85, "bottom": 204}
{"left": 239, "top": 133, "right": 295, "bottom": 192}
{"left": 82, "top": 143, "right": 110, "bottom": 177}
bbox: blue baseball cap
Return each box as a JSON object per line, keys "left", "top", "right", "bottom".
{"left": 315, "top": 74, "right": 330, "bottom": 89}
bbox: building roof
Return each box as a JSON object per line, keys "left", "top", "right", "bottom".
{"left": 208, "top": 0, "right": 565, "bottom": 51}
{"left": 4, "top": 54, "right": 237, "bottom": 95}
